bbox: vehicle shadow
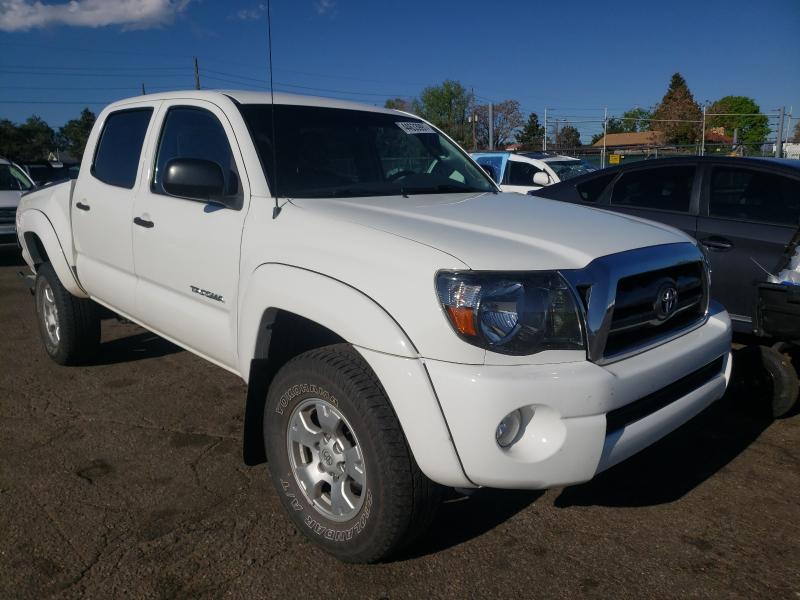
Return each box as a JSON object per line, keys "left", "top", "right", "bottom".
{"left": 0, "top": 246, "right": 26, "bottom": 267}
{"left": 400, "top": 488, "right": 545, "bottom": 560}
{"left": 554, "top": 388, "right": 773, "bottom": 509}
{"left": 88, "top": 331, "right": 183, "bottom": 365}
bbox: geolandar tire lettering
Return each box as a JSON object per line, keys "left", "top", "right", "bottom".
{"left": 263, "top": 344, "right": 442, "bottom": 563}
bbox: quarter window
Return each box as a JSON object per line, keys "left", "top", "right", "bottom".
{"left": 709, "top": 167, "right": 800, "bottom": 225}
{"left": 576, "top": 171, "right": 616, "bottom": 202}
{"left": 152, "top": 107, "right": 240, "bottom": 199}
{"left": 611, "top": 166, "right": 695, "bottom": 212}
{"left": 507, "top": 161, "right": 543, "bottom": 186}
{"left": 92, "top": 108, "right": 153, "bottom": 189}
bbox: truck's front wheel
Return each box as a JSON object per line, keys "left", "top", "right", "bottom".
{"left": 263, "top": 344, "right": 441, "bottom": 563}
{"left": 34, "top": 263, "right": 100, "bottom": 365}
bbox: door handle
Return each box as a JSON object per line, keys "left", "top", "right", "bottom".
{"left": 75, "top": 201, "right": 90, "bottom": 211}
{"left": 700, "top": 236, "right": 733, "bottom": 251}
{"left": 133, "top": 216, "right": 154, "bottom": 229}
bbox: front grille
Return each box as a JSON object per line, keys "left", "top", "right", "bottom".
{"left": 606, "top": 356, "right": 724, "bottom": 433}
{"left": 0, "top": 207, "right": 15, "bottom": 225}
{"left": 604, "top": 261, "right": 706, "bottom": 358}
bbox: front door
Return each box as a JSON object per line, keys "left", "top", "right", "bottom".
{"left": 72, "top": 106, "right": 157, "bottom": 315}
{"left": 131, "top": 100, "right": 249, "bottom": 369}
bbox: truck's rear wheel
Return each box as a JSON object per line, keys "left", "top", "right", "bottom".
{"left": 34, "top": 263, "right": 100, "bottom": 365}
{"left": 263, "top": 344, "right": 441, "bottom": 563}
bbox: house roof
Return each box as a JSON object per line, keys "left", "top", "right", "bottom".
{"left": 592, "top": 131, "right": 666, "bottom": 147}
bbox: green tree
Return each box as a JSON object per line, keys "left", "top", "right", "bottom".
{"left": 384, "top": 97, "right": 411, "bottom": 112}
{"left": 57, "top": 108, "right": 96, "bottom": 160}
{"left": 411, "top": 80, "right": 474, "bottom": 147}
{"left": 792, "top": 120, "right": 800, "bottom": 143}
{"left": 516, "top": 112, "right": 545, "bottom": 149}
{"left": 475, "top": 99, "right": 524, "bottom": 149}
{"left": 706, "top": 96, "right": 769, "bottom": 150}
{"left": 650, "top": 73, "right": 702, "bottom": 145}
{"left": 620, "top": 107, "right": 651, "bottom": 132}
{"left": 0, "top": 119, "right": 23, "bottom": 160}
{"left": 555, "top": 125, "right": 581, "bottom": 150}
{"left": 15, "top": 116, "right": 55, "bottom": 162}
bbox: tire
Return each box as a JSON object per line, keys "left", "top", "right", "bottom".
{"left": 263, "top": 344, "right": 442, "bottom": 563}
{"left": 734, "top": 345, "right": 799, "bottom": 418}
{"left": 34, "top": 262, "right": 100, "bottom": 365}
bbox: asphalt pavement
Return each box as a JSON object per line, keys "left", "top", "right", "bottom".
{"left": 1, "top": 246, "right": 798, "bottom": 599}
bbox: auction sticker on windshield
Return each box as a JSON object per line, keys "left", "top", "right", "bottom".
{"left": 396, "top": 121, "right": 436, "bottom": 134}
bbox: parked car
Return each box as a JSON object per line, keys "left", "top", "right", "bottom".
{"left": 22, "top": 160, "right": 80, "bottom": 187}
{"left": 17, "top": 91, "right": 731, "bottom": 563}
{"left": 535, "top": 156, "right": 800, "bottom": 416}
{"left": 0, "top": 157, "right": 35, "bottom": 245}
{"left": 470, "top": 151, "right": 596, "bottom": 194}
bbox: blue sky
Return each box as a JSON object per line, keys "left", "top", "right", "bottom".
{"left": 1, "top": 0, "right": 798, "bottom": 142}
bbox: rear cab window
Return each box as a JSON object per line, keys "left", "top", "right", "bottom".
{"left": 709, "top": 167, "right": 800, "bottom": 225}
{"left": 611, "top": 166, "right": 695, "bottom": 213}
{"left": 92, "top": 108, "right": 153, "bottom": 189}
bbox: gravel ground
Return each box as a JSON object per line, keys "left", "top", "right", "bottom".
{"left": 0, "top": 247, "right": 798, "bottom": 599}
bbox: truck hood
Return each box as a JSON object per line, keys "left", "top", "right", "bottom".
{"left": 290, "top": 192, "right": 692, "bottom": 270}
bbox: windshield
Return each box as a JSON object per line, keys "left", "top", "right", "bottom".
{"left": 546, "top": 160, "right": 596, "bottom": 181}
{"left": 239, "top": 104, "right": 496, "bottom": 198}
{"left": 0, "top": 164, "right": 33, "bottom": 191}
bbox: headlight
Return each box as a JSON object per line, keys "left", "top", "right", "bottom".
{"left": 436, "top": 271, "right": 585, "bottom": 355}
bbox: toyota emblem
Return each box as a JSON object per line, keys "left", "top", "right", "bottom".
{"left": 654, "top": 283, "right": 678, "bottom": 320}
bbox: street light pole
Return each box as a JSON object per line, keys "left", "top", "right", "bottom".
{"left": 700, "top": 104, "right": 706, "bottom": 156}
{"left": 601, "top": 107, "right": 608, "bottom": 168}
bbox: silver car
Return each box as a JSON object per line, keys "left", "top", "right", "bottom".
{"left": 0, "top": 157, "right": 35, "bottom": 245}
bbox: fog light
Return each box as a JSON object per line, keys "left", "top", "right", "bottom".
{"left": 496, "top": 410, "right": 522, "bottom": 447}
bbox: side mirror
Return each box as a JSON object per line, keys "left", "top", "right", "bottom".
{"left": 533, "top": 171, "right": 551, "bottom": 187}
{"left": 163, "top": 158, "right": 226, "bottom": 202}
{"left": 480, "top": 164, "right": 498, "bottom": 182}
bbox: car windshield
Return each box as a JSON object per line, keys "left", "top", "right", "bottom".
{"left": 0, "top": 164, "right": 33, "bottom": 191}
{"left": 238, "top": 104, "right": 496, "bottom": 199}
{"left": 546, "top": 160, "right": 596, "bottom": 180}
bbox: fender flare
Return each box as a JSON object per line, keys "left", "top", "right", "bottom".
{"left": 18, "top": 209, "right": 87, "bottom": 298}
{"left": 237, "top": 262, "right": 418, "bottom": 376}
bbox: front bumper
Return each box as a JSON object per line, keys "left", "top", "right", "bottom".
{"left": 425, "top": 303, "right": 732, "bottom": 489}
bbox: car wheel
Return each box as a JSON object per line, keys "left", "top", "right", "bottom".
{"left": 263, "top": 344, "right": 442, "bottom": 563}
{"left": 34, "top": 262, "right": 100, "bottom": 365}
{"left": 734, "top": 344, "right": 798, "bottom": 418}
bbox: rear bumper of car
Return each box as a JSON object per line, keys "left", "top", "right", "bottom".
{"left": 424, "top": 304, "right": 732, "bottom": 489}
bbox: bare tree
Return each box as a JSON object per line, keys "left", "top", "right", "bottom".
{"left": 474, "top": 100, "right": 524, "bottom": 149}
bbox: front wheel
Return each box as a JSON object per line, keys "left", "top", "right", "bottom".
{"left": 263, "top": 344, "right": 441, "bottom": 563}
{"left": 34, "top": 262, "right": 100, "bottom": 365}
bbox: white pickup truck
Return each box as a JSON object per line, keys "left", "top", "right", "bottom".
{"left": 16, "top": 91, "right": 732, "bottom": 563}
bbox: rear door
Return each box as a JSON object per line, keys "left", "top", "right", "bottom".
{"left": 72, "top": 105, "right": 157, "bottom": 315}
{"left": 606, "top": 163, "right": 699, "bottom": 236}
{"left": 696, "top": 163, "right": 800, "bottom": 324}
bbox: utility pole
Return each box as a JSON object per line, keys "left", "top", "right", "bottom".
{"left": 601, "top": 107, "right": 608, "bottom": 168}
{"left": 776, "top": 106, "right": 785, "bottom": 158}
{"left": 471, "top": 114, "right": 477, "bottom": 151}
{"left": 543, "top": 108, "right": 547, "bottom": 151}
{"left": 554, "top": 119, "right": 560, "bottom": 150}
{"left": 194, "top": 57, "right": 201, "bottom": 90}
{"left": 141, "top": 83, "right": 146, "bottom": 95}
{"left": 700, "top": 104, "right": 706, "bottom": 156}
{"left": 488, "top": 103, "right": 494, "bottom": 151}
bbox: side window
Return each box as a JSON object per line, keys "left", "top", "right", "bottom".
{"left": 611, "top": 166, "right": 695, "bottom": 212}
{"left": 507, "top": 160, "right": 543, "bottom": 186}
{"left": 92, "top": 108, "right": 153, "bottom": 189}
{"left": 576, "top": 172, "right": 616, "bottom": 202}
{"left": 153, "top": 107, "right": 240, "bottom": 198}
{"left": 475, "top": 156, "right": 503, "bottom": 184}
{"left": 709, "top": 167, "right": 800, "bottom": 225}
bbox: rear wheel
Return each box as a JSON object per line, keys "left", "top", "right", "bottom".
{"left": 733, "top": 344, "right": 798, "bottom": 418}
{"left": 263, "top": 344, "right": 442, "bottom": 563}
{"left": 34, "top": 263, "right": 100, "bottom": 365}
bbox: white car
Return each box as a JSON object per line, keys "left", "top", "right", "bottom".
{"left": 471, "top": 151, "right": 596, "bottom": 194}
{"left": 0, "top": 157, "right": 35, "bottom": 245}
{"left": 16, "top": 91, "right": 731, "bottom": 563}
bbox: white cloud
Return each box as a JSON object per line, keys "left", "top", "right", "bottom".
{"left": 313, "top": 0, "right": 336, "bottom": 16}
{"left": 0, "top": 0, "right": 192, "bottom": 32}
{"left": 230, "top": 3, "right": 266, "bottom": 21}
